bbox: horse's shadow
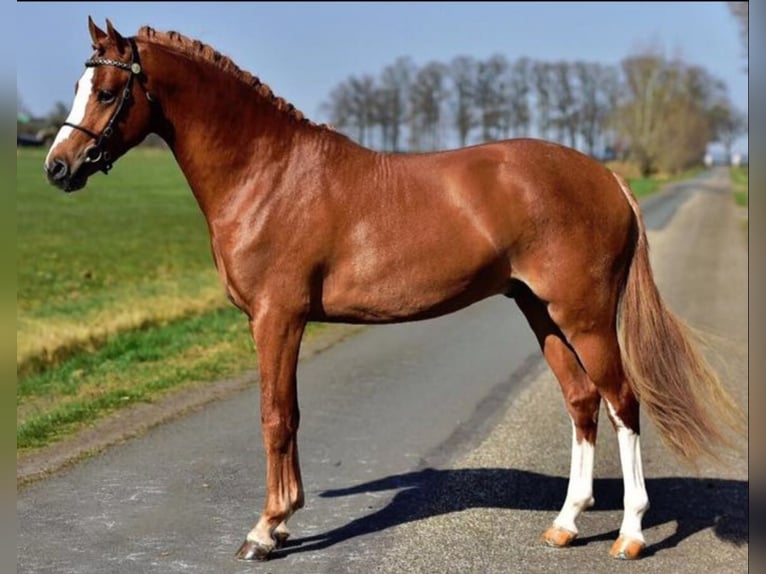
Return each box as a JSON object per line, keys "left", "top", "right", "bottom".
{"left": 275, "top": 467, "right": 747, "bottom": 559}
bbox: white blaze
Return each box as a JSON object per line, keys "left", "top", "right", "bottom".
{"left": 45, "top": 67, "right": 95, "bottom": 165}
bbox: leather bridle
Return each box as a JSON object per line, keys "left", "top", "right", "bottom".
{"left": 63, "top": 37, "right": 150, "bottom": 174}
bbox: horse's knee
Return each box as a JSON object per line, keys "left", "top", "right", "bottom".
{"left": 261, "top": 415, "right": 299, "bottom": 452}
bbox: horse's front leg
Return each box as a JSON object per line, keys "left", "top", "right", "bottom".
{"left": 236, "top": 305, "right": 306, "bottom": 561}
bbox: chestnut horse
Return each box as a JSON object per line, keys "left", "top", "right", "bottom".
{"left": 45, "top": 18, "right": 743, "bottom": 562}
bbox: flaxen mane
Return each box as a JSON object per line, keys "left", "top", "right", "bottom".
{"left": 136, "top": 26, "right": 329, "bottom": 129}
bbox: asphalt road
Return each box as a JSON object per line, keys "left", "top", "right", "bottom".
{"left": 17, "top": 168, "right": 748, "bottom": 574}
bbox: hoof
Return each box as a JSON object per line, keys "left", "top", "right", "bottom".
{"left": 541, "top": 525, "right": 577, "bottom": 548}
{"left": 609, "top": 535, "right": 645, "bottom": 560}
{"left": 235, "top": 538, "right": 274, "bottom": 561}
{"left": 274, "top": 530, "right": 290, "bottom": 549}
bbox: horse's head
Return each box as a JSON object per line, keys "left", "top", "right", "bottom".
{"left": 45, "top": 17, "right": 155, "bottom": 192}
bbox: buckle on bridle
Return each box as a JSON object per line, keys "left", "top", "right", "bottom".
{"left": 84, "top": 147, "right": 103, "bottom": 164}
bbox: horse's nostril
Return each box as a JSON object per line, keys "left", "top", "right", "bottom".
{"left": 47, "top": 158, "right": 69, "bottom": 181}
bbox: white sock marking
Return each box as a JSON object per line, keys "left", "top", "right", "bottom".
{"left": 553, "top": 418, "right": 595, "bottom": 533}
{"left": 606, "top": 400, "right": 649, "bottom": 542}
{"left": 45, "top": 67, "right": 95, "bottom": 166}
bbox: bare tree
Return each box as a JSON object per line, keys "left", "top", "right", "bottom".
{"left": 348, "top": 75, "right": 378, "bottom": 146}
{"left": 576, "top": 62, "right": 619, "bottom": 156}
{"left": 654, "top": 61, "right": 712, "bottom": 174}
{"left": 549, "top": 61, "right": 579, "bottom": 147}
{"left": 708, "top": 99, "right": 747, "bottom": 160}
{"left": 475, "top": 54, "right": 510, "bottom": 142}
{"left": 321, "top": 76, "right": 378, "bottom": 147}
{"left": 409, "top": 61, "right": 448, "bottom": 151}
{"left": 613, "top": 50, "right": 729, "bottom": 175}
{"left": 613, "top": 51, "right": 669, "bottom": 175}
{"left": 321, "top": 81, "right": 354, "bottom": 133}
{"left": 508, "top": 57, "right": 532, "bottom": 137}
{"left": 379, "top": 57, "right": 416, "bottom": 151}
{"left": 448, "top": 56, "right": 478, "bottom": 146}
{"left": 323, "top": 44, "right": 736, "bottom": 166}
{"left": 532, "top": 61, "right": 554, "bottom": 140}
{"left": 599, "top": 65, "right": 623, "bottom": 156}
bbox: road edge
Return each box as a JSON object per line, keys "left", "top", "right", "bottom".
{"left": 16, "top": 323, "right": 366, "bottom": 489}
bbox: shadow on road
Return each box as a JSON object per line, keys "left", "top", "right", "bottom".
{"left": 276, "top": 468, "right": 747, "bottom": 559}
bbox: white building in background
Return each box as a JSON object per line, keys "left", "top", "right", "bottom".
{"left": 731, "top": 153, "right": 742, "bottom": 167}
{"left": 704, "top": 153, "right": 713, "bottom": 167}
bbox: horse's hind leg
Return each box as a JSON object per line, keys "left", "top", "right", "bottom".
{"left": 514, "top": 286, "right": 601, "bottom": 548}
{"left": 567, "top": 329, "right": 649, "bottom": 560}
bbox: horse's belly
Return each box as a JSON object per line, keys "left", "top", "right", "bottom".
{"left": 317, "top": 257, "right": 510, "bottom": 323}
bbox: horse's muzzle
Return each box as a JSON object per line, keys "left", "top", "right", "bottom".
{"left": 45, "top": 158, "right": 89, "bottom": 193}
{"left": 46, "top": 158, "right": 69, "bottom": 183}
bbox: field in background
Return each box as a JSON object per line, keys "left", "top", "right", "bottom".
{"left": 17, "top": 148, "right": 223, "bottom": 374}
{"left": 17, "top": 148, "right": 254, "bottom": 449}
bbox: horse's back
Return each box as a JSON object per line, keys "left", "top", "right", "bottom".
{"left": 411, "top": 138, "right": 634, "bottom": 273}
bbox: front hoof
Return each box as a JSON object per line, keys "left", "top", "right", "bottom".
{"left": 235, "top": 538, "right": 274, "bottom": 561}
{"left": 274, "top": 530, "right": 290, "bottom": 549}
{"left": 541, "top": 525, "right": 577, "bottom": 548}
{"left": 609, "top": 535, "right": 645, "bottom": 560}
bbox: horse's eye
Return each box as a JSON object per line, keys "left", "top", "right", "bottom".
{"left": 97, "top": 90, "right": 116, "bottom": 104}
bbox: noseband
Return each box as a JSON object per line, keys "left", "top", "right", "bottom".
{"left": 63, "top": 37, "right": 149, "bottom": 174}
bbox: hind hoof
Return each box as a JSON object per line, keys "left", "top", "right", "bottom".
{"left": 541, "top": 525, "right": 577, "bottom": 548}
{"left": 609, "top": 535, "right": 645, "bottom": 560}
{"left": 235, "top": 538, "right": 274, "bottom": 561}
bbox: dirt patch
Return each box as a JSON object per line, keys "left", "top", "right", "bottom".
{"left": 17, "top": 323, "right": 365, "bottom": 489}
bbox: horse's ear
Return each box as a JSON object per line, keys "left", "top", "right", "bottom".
{"left": 88, "top": 15, "right": 107, "bottom": 47}
{"left": 105, "top": 18, "right": 127, "bottom": 53}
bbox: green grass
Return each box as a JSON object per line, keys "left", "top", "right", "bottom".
{"left": 730, "top": 166, "right": 748, "bottom": 207}
{"left": 17, "top": 147, "right": 255, "bottom": 451}
{"left": 18, "top": 307, "right": 328, "bottom": 450}
{"left": 17, "top": 148, "right": 225, "bottom": 372}
{"left": 627, "top": 178, "right": 660, "bottom": 198}
{"left": 17, "top": 307, "right": 246, "bottom": 448}
{"left": 628, "top": 166, "right": 705, "bottom": 199}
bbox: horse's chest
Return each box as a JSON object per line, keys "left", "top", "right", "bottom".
{"left": 209, "top": 237, "right": 258, "bottom": 315}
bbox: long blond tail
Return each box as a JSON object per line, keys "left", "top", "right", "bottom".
{"left": 613, "top": 173, "right": 745, "bottom": 465}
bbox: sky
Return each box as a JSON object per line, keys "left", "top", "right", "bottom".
{"left": 16, "top": 2, "right": 748, "bottom": 154}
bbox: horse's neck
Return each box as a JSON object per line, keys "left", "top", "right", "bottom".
{"left": 146, "top": 45, "right": 332, "bottom": 215}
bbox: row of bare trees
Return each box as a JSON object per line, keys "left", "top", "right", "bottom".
{"left": 321, "top": 51, "right": 745, "bottom": 176}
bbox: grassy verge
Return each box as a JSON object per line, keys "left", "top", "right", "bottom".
{"left": 618, "top": 165, "right": 705, "bottom": 199}
{"left": 17, "top": 147, "right": 241, "bottom": 452}
{"left": 17, "top": 304, "right": 247, "bottom": 451}
{"left": 627, "top": 178, "right": 660, "bottom": 198}
{"left": 17, "top": 304, "right": 327, "bottom": 452}
{"left": 730, "top": 166, "right": 748, "bottom": 207}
